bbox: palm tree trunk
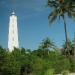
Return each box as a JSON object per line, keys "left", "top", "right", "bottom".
{"left": 62, "top": 15, "right": 69, "bottom": 55}
{"left": 74, "top": 32, "right": 75, "bottom": 61}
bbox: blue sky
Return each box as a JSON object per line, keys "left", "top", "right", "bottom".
{"left": 0, "top": 0, "right": 75, "bottom": 50}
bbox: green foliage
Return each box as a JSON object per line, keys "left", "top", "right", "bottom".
{"left": 44, "top": 69, "right": 54, "bottom": 75}
{"left": 48, "top": 0, "right": 75, "bottom": 23}
{"left": 0, "top": 38, "right": 75, "bottom": 75}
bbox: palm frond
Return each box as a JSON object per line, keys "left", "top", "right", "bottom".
{"left": 48, "top": 0, "right": 58, "bottom": 8}
{"left": 48, "top": 10, "right": 58, "bottom": 24}
{"left": 48, "top": 15, "right": 58, "bottom": 24}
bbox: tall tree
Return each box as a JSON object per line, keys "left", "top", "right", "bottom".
{"left": 62, "top": 39, "right": 73, "bottom": 56}
{"left": 73, "top": 32, "right": 75, "bottom": 60}
{"left": 36, "top": 38, "right": 56, "bottom": 58}
{"left": 48, "top": 0, "right": 75, "bottom": 55}
{"left": 39, "top": 38, "right": 55, "bottom": 50}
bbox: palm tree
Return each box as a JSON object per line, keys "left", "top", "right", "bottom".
{"left": 40, "top": 38, "right": 56, "bottom": 50}
{"left": 62, "top": 39, "right": 73, "bottom": 56}
{"left": 48, "top": 0, "right": 75, "bottom": 55}
{"left": 38, "top": 38, "right": 56, "bottom": 57}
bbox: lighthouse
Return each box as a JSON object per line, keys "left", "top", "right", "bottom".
{"left": 8, "top": 11, "right": 19, "bottom": 51}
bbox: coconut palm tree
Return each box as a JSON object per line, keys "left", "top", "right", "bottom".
{"left": 62, "top": 39, "right": 73, "bottom": 56}
{"left": 40, "top": 38, "right": 56, "bottom": 50}
{"left": 35, "top": 38, "right": 56, "bottom": 58}
{"left": 48, "top": 0, "right": 75, "bottom": 55}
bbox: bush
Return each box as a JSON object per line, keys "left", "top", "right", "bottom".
{"left": 44, "top": 68, "right": 54, "bottom": 75}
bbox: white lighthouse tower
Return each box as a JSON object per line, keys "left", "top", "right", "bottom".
{"left": 8, "top": 11, "right": 19, "bottom": 51}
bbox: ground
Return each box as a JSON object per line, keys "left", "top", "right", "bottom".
{"left": 56, "top": 73, "right": 75, "bottom": 75}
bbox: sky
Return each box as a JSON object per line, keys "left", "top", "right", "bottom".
{"left": 0, "top": 0, "right": 75, "bottom": 50}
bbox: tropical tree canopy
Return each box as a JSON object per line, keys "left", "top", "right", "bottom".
{"left": 48, "top": 0, "right": 75, "bottom": 23}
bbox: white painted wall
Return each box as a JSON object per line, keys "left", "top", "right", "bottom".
{"left": 8, "top": 11, "right": 19, "bottom": 51}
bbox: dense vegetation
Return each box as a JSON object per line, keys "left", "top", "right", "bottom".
{"left": 0, "top": 38, "right": 75, "bottom": 75}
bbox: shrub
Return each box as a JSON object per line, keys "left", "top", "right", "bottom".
{"left": 44, "top": 68, "right": 54, "bottom": 75}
